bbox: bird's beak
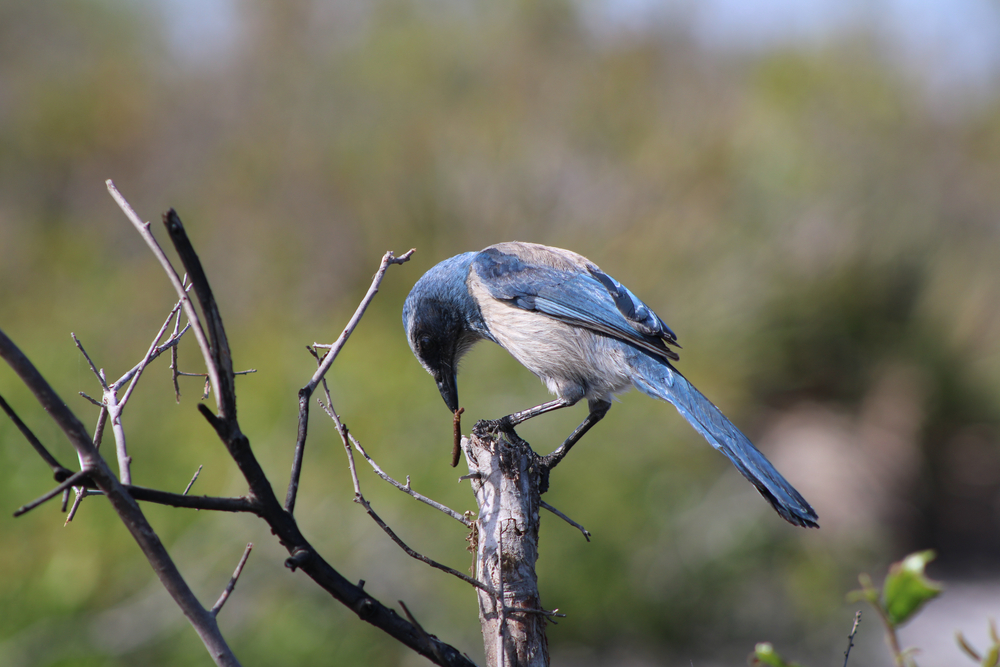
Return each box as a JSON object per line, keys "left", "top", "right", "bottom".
{"left": 436, "top": 371, "right": 459, "bottom": 412}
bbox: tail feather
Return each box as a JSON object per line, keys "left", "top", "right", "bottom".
{"left": 629, "top": 354, "right": 818, "bottom": 528}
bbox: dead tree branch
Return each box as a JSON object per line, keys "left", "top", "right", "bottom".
{"left": 7, "top": 184, "right": 479, "bottom": 665}
{"left": 466, "top": 423, "right": 550, "bottom": 667}
{"left": 0, "top": 329, "right": 241, "bottom": 667}
{"left": 285, "top": 248, "right": 415, "bottom": 514}
{"left": 151, "top": 200, "right": 473, "bottom": 665}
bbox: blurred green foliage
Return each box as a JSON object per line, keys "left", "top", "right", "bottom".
{"left": 758, "top": 550, "right": 945, "bottom": 667}
{"left": 2, "top": 1, "right": 1000, "bottom": 666}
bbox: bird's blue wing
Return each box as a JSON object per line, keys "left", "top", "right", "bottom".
{"left": 472, "top": 246, "right": 680, "bottom": 360}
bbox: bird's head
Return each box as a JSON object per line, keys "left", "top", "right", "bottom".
{"left": 402, "top": 252, "right": 486, "bottom": 413}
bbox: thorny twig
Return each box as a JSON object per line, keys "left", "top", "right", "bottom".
{"left": 332, "top": 404, "right": 490, "bottom": 593}
{"left": 284, "top": 249, "right": 415, "bottom": 514}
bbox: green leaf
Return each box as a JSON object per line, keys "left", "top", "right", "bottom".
{"left": 751, "top": 642, "right": 803, "bottom": 667}
{"left": 882, "top": 550, "right": 943, "bottom": 626}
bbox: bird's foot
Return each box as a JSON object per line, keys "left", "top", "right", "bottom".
{"left": 480, "top": 415, "right": 515, "bottom": 433}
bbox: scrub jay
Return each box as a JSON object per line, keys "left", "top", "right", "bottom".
{"left": 402, "top": 242, "right": 818, "bottom": 528}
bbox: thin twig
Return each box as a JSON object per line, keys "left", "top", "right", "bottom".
{"left": 540, "top": 501, "right": 591, "bottom": 541}
{"left": 78, "top": 392, "right": 103, "bottom": 407}
{"left": 343, "top": 417, "right": 471, "bottom": 527}
{"left": 73, "top": 331, "right": 133, "bottom": 483}
{"left": 844, "top": 610, "right": 861, "bottom": 667}
{"left": 71, "top": 333, "right": 108, "bottom": 391}
{"left": 13, "top": 469, "right": 91, "bottom": 517}
{"left": 170, "top": 295, "right": 184, "bottom": 402}
{"left": 125, "top": 486, "right": 256, "bottom": 513}
{"left": 333, "top": 409, "right": 489, "bottom": 592}
{"left": 356, "top": 492, "right": 488, "bottom": 591}
{"left": 113, "top": 298, "right": 188, "bottom": 397}
{"left": 64, "top": 488, "right": 88, "bottom": 525}
{"left": 106, "top": 181, "right": 222, "bottom": 413}
{"left": 107, "top": 399, "right": 131, "bottom": 485}
{"left": 309, "top": 351, "right": 470, "bottom": 526}
{"left": 183, "top": 465, "right": 204, "bottom": 496}
{"left": 211, "top": 543, "right": 254, "bottom": 617}
{"left": 284, "top": 249, "right": 415, "bottom": 514}
{"left": 113, "top": 322, "right": 190, "bottom": 392}
{"left": 60, "top": 403, "right": 106, "bottom": 521}
{"left": 304, "top": 249, "right": 415, "bottom": 395}
{"left": 92, "top": 405, "right": 108, "bottom": 451}
{"left": 285, "top": 345, "right": 327, "bottom": 513}
{"left": 175, "top": 370, "right": 256, "bottom": 377}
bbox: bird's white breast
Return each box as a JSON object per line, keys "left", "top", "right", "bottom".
{"left": 467, "top": 268, "right": 632, "bottom": 404}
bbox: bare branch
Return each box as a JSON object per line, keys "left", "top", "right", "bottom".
{"left": 154, "top": 220, "right": 475, "bottom": 665}
{"left": 113, "top": 297, "right": 188, "bottom": 397}
{"left": 540, "top": 501, "right": 591, "bottom": 542}
{"left": 844, "top": 610, "right": 861, "bottom": 667}
{"left": 161, "top": 208, "right": 237, "bottom": 417}
{"left": 333, "top": 407, "right": 488, "bottom": 592}
{"left": 113, "top": 320, "right": 190, "bottom": 393}
{"left": 285, "top": 248, "right": 414, "bottom": 513}
{"left": 125, "top": 485, "right": 256, "bottom": 513}
{"left": 355, "top": 489, "right": 490, "bottom": 592}
{"left": 171, "top": 299, "right": 184, "bottom": 402}
{"left": 13, "top": 469, "right": 92, "bottom": 517}
{"left": 0, "top": 392, "right": 74, "bottom": 481}
{"left": 107, "top": 401, "right": 132, "bottom": 485}
{"left": 106, "top": 181, "right": 222, "bottom": 414}
{"left": 347, "top": 419, "right": 471, "bottom": 527}
{"left": 211, "top": 543, "right": 254, "bottom": 617}
{"left": 92, "top": 405, "right": 108, "bottom": 450}
{"left": 64, "top": 488, "right": 88, "bottom": 525}
{"left": 183, "top": 465, "right": 204, "bottom": 495}
{"left": 502, "top": 607, "right": 565, "bottom": 619}
{"left": 78, "top": 392, "right": 103, "bottom": 407}
{"left": 71, "top": 333, "right": 109, "bottom": 391}
{"left": 0, "top": 328, "right": 240, "bottom": 666}
{"left": 304, "top": 248, "right": 415, "bottom": 394}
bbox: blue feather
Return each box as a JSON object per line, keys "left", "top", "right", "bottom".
{"left": 627, "top": 350, "right": 818, "bottom": 528}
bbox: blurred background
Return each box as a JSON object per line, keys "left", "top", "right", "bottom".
{"left": 2, "top": 1, "right": 1000, "bottom": 665}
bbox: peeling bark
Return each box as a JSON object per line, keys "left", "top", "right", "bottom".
{"left": 466, "top": 423, "right": 549, "bottom": 667}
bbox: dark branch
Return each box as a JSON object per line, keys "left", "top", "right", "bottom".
{"left": 285, "top": 385, "right": 310, "bottom": 513}
{"left": 0, "top": 325, "right": 239, "bottom": 666}
{"left": 0, "top": 392, "right": 74, "bottom": 481}
{"left": 125, "top": 485, "right": 258, "bottom": 513}
{"left": 163, "top": 209, "right": 236, "bottom": 419}
{"left": 159, "top": 226, "right": 473, "bottom": 664}
{"left": 13, "top": 469, "right": 92, "bottom": 517}
{"left": 212, "top": 543, "right": 254, "bottom": 617}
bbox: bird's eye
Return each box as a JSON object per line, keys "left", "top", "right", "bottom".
{"left": 417, "top": 334, "right": 432, "bottom": 351}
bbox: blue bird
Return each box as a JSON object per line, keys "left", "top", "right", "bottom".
{"left": 402, "top": 242, "right": 818, "bottom": 528}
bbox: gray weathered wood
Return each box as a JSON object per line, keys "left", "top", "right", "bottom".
{"left": 466, "top": 423, "right": 549, "bottom": 667}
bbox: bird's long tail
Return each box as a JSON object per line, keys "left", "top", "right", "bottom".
{"left": 628, "top": 353, "right": 818, "bottom": 528}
